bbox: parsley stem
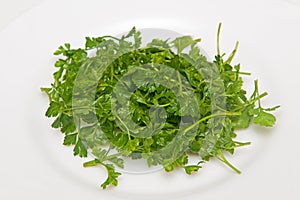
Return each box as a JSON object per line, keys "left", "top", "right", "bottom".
{"left": 217, "top": 23, "right": 222, "bottom": 56}
{"left": 111, "top": 65, "right": 114, "bottom": 82}
{"left": 83, "top": 159, "right": 102, "bottom": 167}
{"left": 233, "top": 141, "right": 251, "bottom": 147}
{"left": 158, "top": 103, "right": 171, "bottom": 107}
{"left": 97, "top": 84, "right": 114, "bottom": 88}
{"left": 238, "top": 71, "right": 251, "bottom": 76}
{"left": 115, "top": 115, "right": 131, "bottom": 139}
{"left": 83, "top": 152, "right": 123, "bottom": 167}
{"left": 216, "top": 150, "right": 241, "bottom": 174}
{"left": 62, "top": 106, "right": 93, "bottom": 112}
{"left": 231, "top": 92, "right": 268, "bottom": 112}
{"left": 177, "top": 71, "right": 183, "bottom": 96}
{"left": 101, "top": 35, "right": 122, "bottom": 41}
{"left": 183, "top": 112, "right": 240, "bottom": 134}
{"left": 225, "top": 41, "right": 239, "bottom": 64}
{"left": 254, "top": 80, "right": 262, "bottom": 108}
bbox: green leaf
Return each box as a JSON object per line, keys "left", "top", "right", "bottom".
{"left": 85, "top": 37, "right": 98, "bottom": 49}
{"left": 253, "top": 110, "right": 276, "bottom": 127}
{"left": 107, "top": 157, "right": 124, "bottom": 169}
{"left": 123, "top": 138, "right": 140, "bottom": 154}
{"left": 41, "top": 87, "right": 51, "bottom": 95}
{"left": 64, "top": 43, "right": 71, "bottom": 50}
{"left": 101, "top": 164, "right": 121, "bottom": 189}
{"left": 73, "top": 138, "right": 88, "bottom": 157}
{"left": 60, "top": 114, "right": 76, "bottom": 134}
{"left": 92, "top": 147, "right": 107, "bottom": 161}
{"left": 54, "top": 59, "right": 66, "bottom": 68}
{"left": 63, "top": 133, "right": 78, "bottom": 145}
{"left": 51, "top": 114, "right": 62, "bottom": 128}
{"left": 172, "top": 36, "right": 201, "bottom": 53}
{"left": 184, "top": 165, "right": 202, "bottom": 175}
{"left": 189, "top": 139, "right": 202, "bottom": 153}
{"left": 173, "top": 153, "right": 189, "bottom": 167}
{"left": 53, "top": 46, "right": 64, "bottom": 55}
{"left": 163, "top": 164, "right": 174, "bottom": 172}
{"left": 226, "top": 78, "right": 243, "bottom": 94}
{"left": 189, "top": 44, "right": 201, "bottom": 61}
{"left": 232, "top": 106, "right": 253, "bottom": 129}
{"left": 123, "top": 26, "right": 137, "bottom": 39}
{"left": 45, "top": 101, "right": 60, "bottom": 117}
{"left": 133, "top": 31, "right": 142, "bottom": 48}
{"left": 147, "top": 39, "right": 170, "bottom": 49}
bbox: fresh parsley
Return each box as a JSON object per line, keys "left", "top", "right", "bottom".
{"left": 41, "top": 24, "right": 279, "bottom": 189}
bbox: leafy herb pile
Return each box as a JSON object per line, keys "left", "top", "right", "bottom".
{"left": 41, "top": 23, "right": 279, "bottom": 189}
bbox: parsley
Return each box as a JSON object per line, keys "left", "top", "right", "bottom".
{"left": 41, "top": 23, "right": 279, "bottom": 189}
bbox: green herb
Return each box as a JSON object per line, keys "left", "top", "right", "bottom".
{"left": 41, "top": 23, "right": 279, "bottom": 189}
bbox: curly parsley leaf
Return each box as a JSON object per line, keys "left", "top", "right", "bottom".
{"left": 73, "top": 138, "right": 88, "bottom": 158}
{"left": 101, "top": 164, "right": 121, "bottom": 189}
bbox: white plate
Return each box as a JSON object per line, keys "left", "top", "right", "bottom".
{"left": 0, "top": 0, "right": 300, "bottom": 199}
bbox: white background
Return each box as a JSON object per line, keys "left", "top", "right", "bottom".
{"left": 0, "top": 0, "right": 44, "bottom": 29}
{"left": 0, "top": 0, "right": 300, "bottom": 200}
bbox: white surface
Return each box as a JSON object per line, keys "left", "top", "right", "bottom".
{"left": 0, "top": 0, "right": 44, "bottom": 29}
{"left": 0, "top": 0, "right": 300, "bottom": 199}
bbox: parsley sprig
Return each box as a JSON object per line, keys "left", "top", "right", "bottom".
{"left": 41, "top": 23, "right": 279, "bottom": 189}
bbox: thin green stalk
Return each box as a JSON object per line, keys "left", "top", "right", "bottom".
{"left": 115, "top": 115, "right": 131, "bottom": 139}
{"left": 233, "top": 141, "right": 251, "bottom": 147}
{"left": 238, "top": 71, "right": 251, "bottom": 76}
{"left": 254, "top": 80, "right": 262, "bottom": 108}
{"left": 83, "top": 159, "right": 102, "bottom": 167}
{"left": 183, "top": 111, "right": 241, "bottom": 134}
{"left": 231, "top": 92, "right": 268, "bottom": 112}
{"left": 216, "top": 150, "right": 241, "bottom": 174}
{"left": 177, "top": 71, "right": 183, "bottom": 96}
{"left": 225, "top": 41, "right": 239, "bottom": 64}
{"left": 217, "top": 23, "right": 222, "bottom": 56}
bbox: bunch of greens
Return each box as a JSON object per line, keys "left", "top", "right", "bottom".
{"left": 41, "top": 24, "right": 279, "bottom": 189}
